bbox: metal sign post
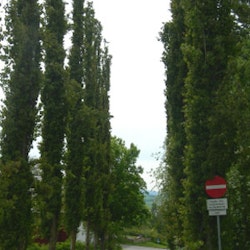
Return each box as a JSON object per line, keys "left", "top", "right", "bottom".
{"left": 217, "top": 215, "right": 221, "bottom": 250}
{"left": 206, "top": 199, "right": 227, "bottom": 249}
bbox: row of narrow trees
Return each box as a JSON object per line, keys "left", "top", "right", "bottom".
{"left": 160, "top": 0, "right": 250, "bottom": 249}
{"left": 0, "top": 1, "right": 148, "bottom": 250}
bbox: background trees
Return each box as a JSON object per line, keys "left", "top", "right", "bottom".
{"left": 109, "top": 137, "right": 149, "bottom": 229}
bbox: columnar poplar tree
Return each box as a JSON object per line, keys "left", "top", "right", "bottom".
{"left": 39, "top": 0, "right": 66, "bottom": 249}
{"left": 94, "top": 44, "right": 112, "bottom": 250}
{"left": 64, "top": 2, "right": 112, "bottom": 249}
{"left": 82, "top": 5, "right": 101, "bottom": 249}
{"left": 220, "top": 2, "right": 250, "bottom": 247}
{"left": 180, "top": 0, "right": 235, "bottom": 248}
{"left": 64, "top": 0, "right": 85, "bottom": 249}
{"left": 223, "top": 40, "right": 250, "bottom": 249}
{"left": 161, "top": 0, "right": 244, "bottom": 249}
{"left": 160, "top": 0, "right": 187, "bottom": 247}
{"left": 0, "top": 0, "right": 41, "bottom": 249}
{"left": 81, "top": 3, "right": 112, "bottom": 249}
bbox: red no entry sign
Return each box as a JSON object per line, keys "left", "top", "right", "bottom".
{"left": 205, "top": 176, "right": 227, "bottom": 198}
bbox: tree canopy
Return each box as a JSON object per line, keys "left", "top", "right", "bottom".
{"left": 109, "top": 137, "right": 149, "bottom": 228}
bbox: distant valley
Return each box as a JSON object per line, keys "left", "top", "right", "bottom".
{"left": 144, "top": 191, "right": 158, "bottom": 208}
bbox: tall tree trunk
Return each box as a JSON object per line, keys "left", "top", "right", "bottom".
{"left": 70, "top": 230, "right": 77, "bottom": 250}
{"left": 94, "top": 231, "right": 98, "bottom": 250}
{"left": 85, "top": 221, "right": 90, "bottom": 250}
{"left": 49, "top": 217, "right": 58, "bottom": 250}
{"left": 100, "top": 232, "right": 105, "bottom": 250}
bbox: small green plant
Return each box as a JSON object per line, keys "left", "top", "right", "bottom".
{"left": 27, "top": 244, "right": 47, "bottom": 250}
{"left": 28, "top": 241, "right": 86, "bottom": 250}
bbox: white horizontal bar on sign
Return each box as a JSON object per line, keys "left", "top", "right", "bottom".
{"left": 206, "top": 184, "right": 226, "bottom": 190}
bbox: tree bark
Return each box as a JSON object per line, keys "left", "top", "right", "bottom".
{"left": 85, "top": 221, "right": 90, "bottom": 250}
{"left": 70, "top": 230, "right": 77, "bottom": 250}
{"left": 49, "top": 217, "right": 58, "bottom": 250}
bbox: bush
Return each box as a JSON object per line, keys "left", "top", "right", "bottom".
{"left": 28, "top": 241, "right": 86, "bottom": 250}
{"left": 27, "top": 244, "right": 47, "bottom": 250}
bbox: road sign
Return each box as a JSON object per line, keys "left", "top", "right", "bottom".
{"left": 205, "top": 176, "right": 227, "bottom": 198}
{"left": 209, "top": 210, "right": 227, "bottom": 216}
{"left": 207, "top": 198, "right": 228, "bottom": 210}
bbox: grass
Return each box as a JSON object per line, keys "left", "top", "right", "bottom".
{"left": 27, "top": 241, "right": 87, "bottom": 250}
{"left": 134, "top": 241, "right": 167, "bottom": 249}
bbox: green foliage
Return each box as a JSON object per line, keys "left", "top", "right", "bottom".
{"left": 64, "top": 1, "right": 85, "bottom": 246}
{"left": 27, "top": 241, "right": 86, "bottom": 250}
{"left": 159, "top": 0, "right": 187, "bottom": 247}
{"left": 221, "top": 39, "right": 250, "bottom": 249}
{"left": 39, "top": 0, "right": 67, "bottom": 249}
{"left": 56, "top": 241, "right": 85, "bottom": 250}
{"left": 226, "top": 165, "right": 250, "bottom": 249}
{"left": 1, "top": 0, "right": 41, "bottom": 161}
{"left": 0, "top": 1, "right": 147, "bottom": 250}
{"left": 144, "top": 191, "right": 157, "bottom": 208}
{"left": 0, "top": 0, "right": 41, "bottom": 249}
{"left": 109, "top": 137, "right": 149, "bottom": 228}
{"left": 0, "top": 161, "right": 33, "bottom": 250}
{"left": 179, "top": 0, "right": 236, "bottom": 247}
{"left": 27, "top": 244, "right": 47, "bottom": 250}
{"left": 75, "top": 3, "right": 113, "bottom": 250}
{"left": 160, "top": 0, "right": 250, "bottom": 249}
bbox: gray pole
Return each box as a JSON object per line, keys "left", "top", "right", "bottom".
{"left": 217, "top": 215, "right": 222, "bottom": 250}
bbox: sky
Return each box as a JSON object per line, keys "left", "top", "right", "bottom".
{"left": 92, "top": 0, "right": 171, "bottom": 190}
{"left": 0, "top": 0, "right": 172, "bottom": 190}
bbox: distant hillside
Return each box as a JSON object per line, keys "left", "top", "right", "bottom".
{"left": 144, "top": 190, "right": 158, "bottom": 208}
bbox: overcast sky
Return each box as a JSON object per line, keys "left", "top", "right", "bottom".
{"left": 0, "top": 0, "right": 171, "bottom": 190}
{"left": 92, "top": 0, "right": 171, "bottom": 190}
